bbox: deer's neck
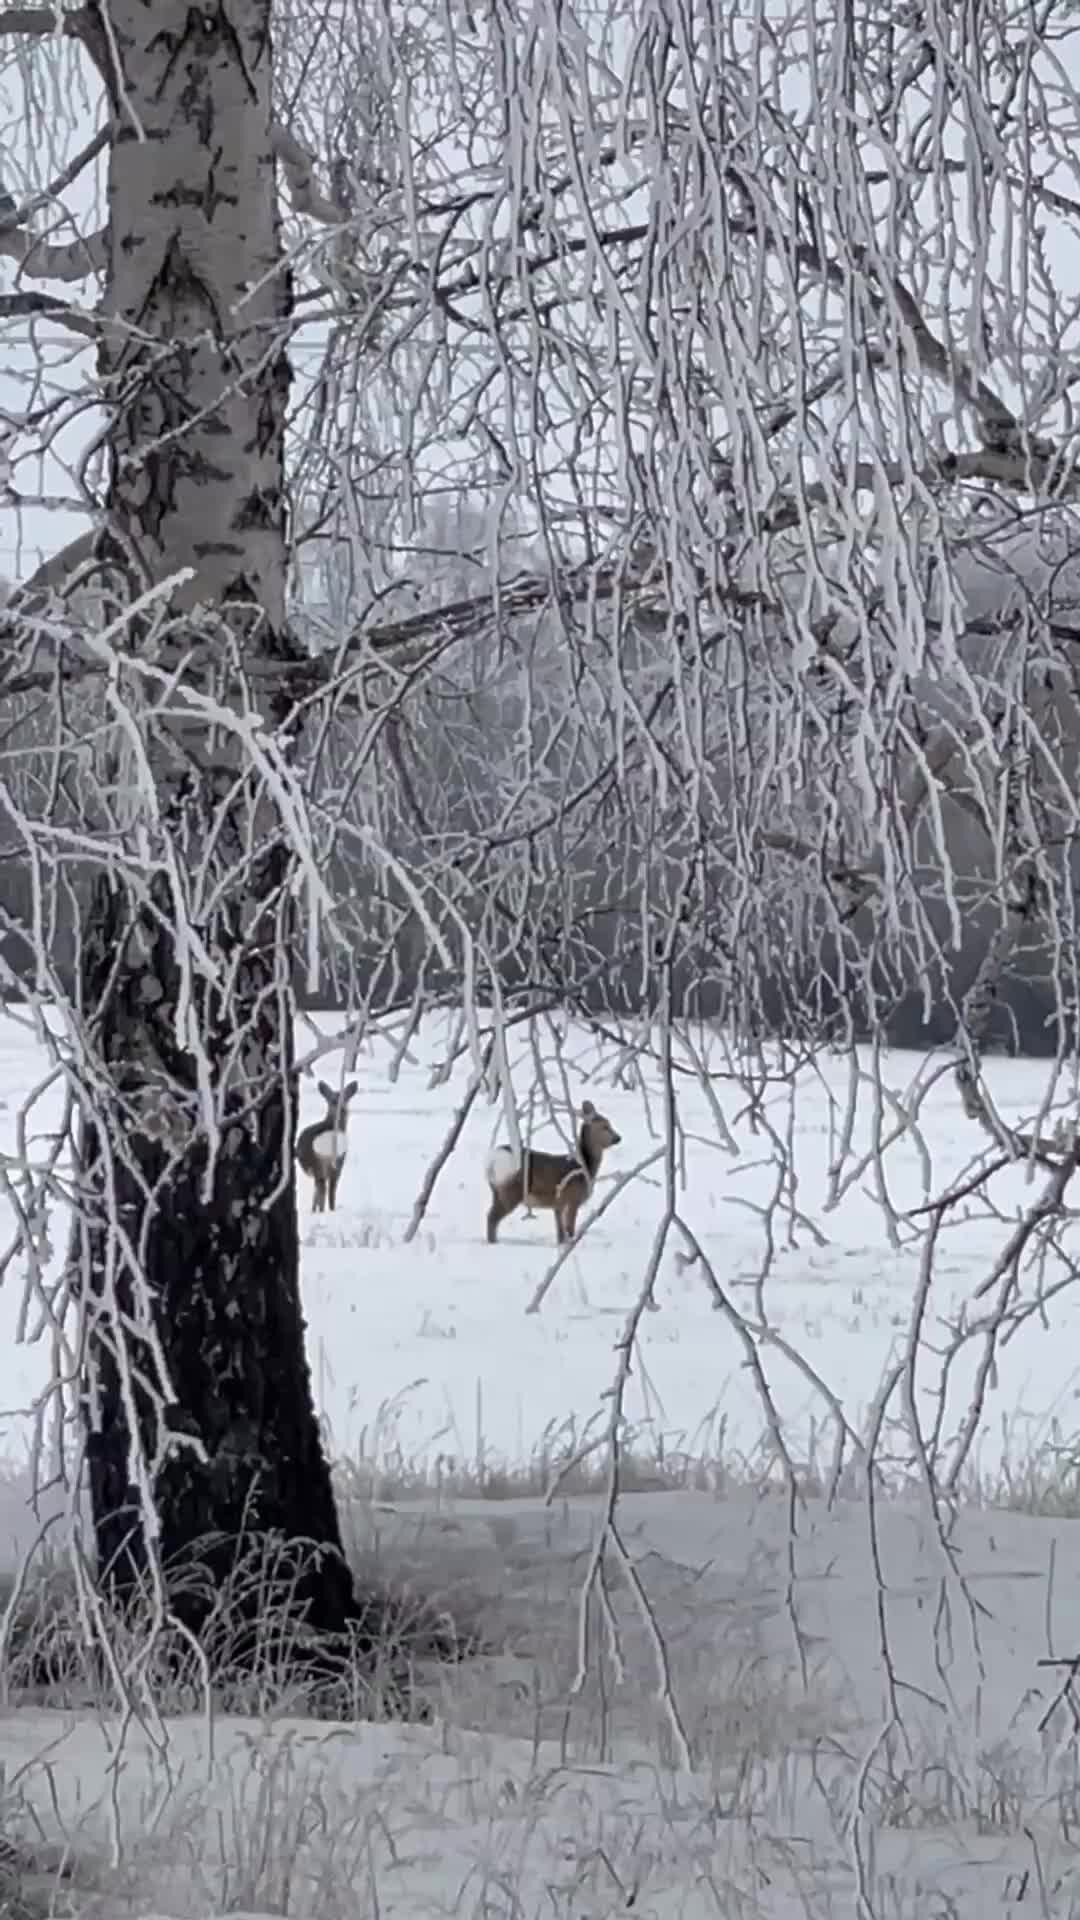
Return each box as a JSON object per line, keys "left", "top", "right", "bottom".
{"left": 577, "top": 1128, "right": 601, "bottom": 1179}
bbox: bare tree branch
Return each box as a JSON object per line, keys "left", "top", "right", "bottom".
{"left": 0, "top": 4, "right": 77, "bottom": 30}
{"left": 271, "top": 123, "right": 345, "bottom": 225}
{"left": 0, "top": 124, "right": 109, "bottom": 233}
{"left": 0, "top": 288, "right": 97, "bottom": 336}
{"left": 6, "top": 531, "right": 98, "bottom": 609}
{"left": 0, "top": 224, "right": 105, "bottom": 280}
{"left": 0, "top": 3, "right": 106, "bottom": 71}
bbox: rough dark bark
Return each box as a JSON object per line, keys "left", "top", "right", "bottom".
{"left": 66, "top": 0, "right": 360, "bottom": 1659}
{"left": 76, "top": 856, "right": 357, "bottom": 1646}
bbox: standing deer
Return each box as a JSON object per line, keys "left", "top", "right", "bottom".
{"left": 485, "top": 1100, "right": 621, "bottom": 1246}
{"left": 296, "top": 1079, "right": 358, "bottom": 1213}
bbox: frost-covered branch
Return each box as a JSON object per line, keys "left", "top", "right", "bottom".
{"left": 4, "top": 0, "right": 1080, "bottom": 1676}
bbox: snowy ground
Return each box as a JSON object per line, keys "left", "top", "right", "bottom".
{"left": 5, "top": 1490, "right": 1080, "bottom": 1915}
{"left": 1, "top": 1007, "right": 1080, "bottom": 1915}
{"left": 1, "top": 1006, "right": 1079, "bottom": 1508}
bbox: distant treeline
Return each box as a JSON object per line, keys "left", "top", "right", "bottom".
{"left": 0, "top": 849, "right": 1066, "bottom": 1057}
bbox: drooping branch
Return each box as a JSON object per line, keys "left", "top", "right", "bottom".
{"left": 765, "top": 719, "right": 1075, "bottom": 1172}
{"left": 1, "top": 531, "right": 1078, "bottom": 712}
{"left": 759, "top": 721, "right": 982, "bottom": 908}
{"left": 725, "top": 157, "right": 1035, "bottom": 461}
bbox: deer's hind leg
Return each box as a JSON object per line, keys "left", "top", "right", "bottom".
{"left": 328, "top": 1161, "right": 343, "bottom": 1211}
{"left": 556, "top": 1179, "right": 584, "bottom": 1245}
{"left": 486, "top": 1175, "right": 522, "bottom": 1244}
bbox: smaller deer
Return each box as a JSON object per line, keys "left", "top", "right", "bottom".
{"left": 296, "top": 1079, "right": 358, "bottom": 1213}
{"left": 485, "top": 1100, "right": 621, "bottom": 1246}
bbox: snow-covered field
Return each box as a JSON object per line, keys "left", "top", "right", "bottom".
{"left": 2, "top": 1006, "right": 1079, "bottom": 1504}
{"left": 2, "top": 1006, "right": 1080, "bottom": 1917}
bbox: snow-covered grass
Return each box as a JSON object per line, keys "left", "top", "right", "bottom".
{"left": 3, "top": 1005, "right": 1080, "bottom": 1914}
{"left": 5, "top": 1491, "right": 1080, "bottom": 1915}
{"left": 4, "top": 1004, "right": 1080, "bottom": 1496}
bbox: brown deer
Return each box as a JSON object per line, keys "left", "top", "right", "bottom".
{"left": 296, "top": 1079, "right": 358, "bottom": 1213}
{"left": 485, "top": 1100, "right": 621, "bottom": 1245}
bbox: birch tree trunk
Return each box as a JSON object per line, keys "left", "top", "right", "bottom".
{"left": 73, "top": 0, "right": 357, "bottom": 1649}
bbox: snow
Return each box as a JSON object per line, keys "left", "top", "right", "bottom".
{"left": 6, "top": 1490, "right": 1080, "bottom": 1914}
{"left": 287, "top": 1024, "right": 1080, "bottom": 1486}
{"left": 4, "top": 1006, "right": 1076, "bottom": 1498}
{"left": 2, "top": 1007, "right": 1080, "bottom": 1915}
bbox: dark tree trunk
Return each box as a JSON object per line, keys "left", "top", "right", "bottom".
{"left": 76, "top": 852, "right": 356, "bottom": 1645}
{"left": 66, "top": 0, "right": 362, "bottom": 1665}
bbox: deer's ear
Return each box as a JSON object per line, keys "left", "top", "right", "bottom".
{"left": 344, "top": 1081, "right": 358, "bottom": 1102}
{"left": 317, "top": 1080, "right": 334, "bottom": 1102}
{"left": 581, "top": 1100, "right": 596, "bottom": 1117}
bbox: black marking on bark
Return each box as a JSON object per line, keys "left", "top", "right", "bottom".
{"left": 113, "top": 123, "right": 172, "bottom": 148}
{"left": 253, "top": 348, "right": 290, "bottom": 458}
{"left": 234, "top": 486, "right": 279, "bottom": 531}
{"left": 147, "top": 18, "right": 193, "bottom": 99}
{"left": 182, "top": 446, "right": 232, "bottom": 481}
{"left": 213, "top": 2, "right": 260, "bottom": 102}
{"left": 154, "top": 180, "right": 239, "bottom": 218}
{"left": 193, "top": 538, "right": 246, "bottom": 559}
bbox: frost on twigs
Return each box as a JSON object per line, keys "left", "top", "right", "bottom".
{"left": 0, "top": 0, "right": 401, "bottom": 1682}
{"left": 0, "top": 1522, "right": 480, "bottom": 1721}
{"left": 7, "top": 0, "right": 1080, "bottom": 1843}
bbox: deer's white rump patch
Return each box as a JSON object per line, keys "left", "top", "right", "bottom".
{"left": 312, "top": 1129, "right": 346, "bottom": 1162}
{"left": 486, "top": 1146, "right": 521, "bottom": 1188}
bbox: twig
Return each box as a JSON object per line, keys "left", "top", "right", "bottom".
{"left": 403, "top": 1043, "right": 491, "bottom": 1244}
{"left": 524, "top": 1148, "right": 664, "bottom": 1315}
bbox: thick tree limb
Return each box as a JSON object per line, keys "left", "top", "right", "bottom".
{"left": 761, "top": 447, "right": 1080, "bottom": 536}
{"left": 759, "top": 719, "right": 979, "bottom": 905}
{"left": 2, "top": 532, "right": 1078, "bottom": 707}
{"left": 870, "top": 264, "right": 1025, "bottom": 454}
{"left": 271, "top": 124, "right": 345, "bottom": 225}
{"left": 0, "top": 117, "right": 106, "bottom": 292}
{"left": 0, "top": 288, "right": 98, "bottom": 337}
{"left": 0, "top": 550, "right": 762, "bottom": 711}
{"left": 6, "top": 530, "right": 98, "bottom": 610}
{"left": 727, "top": 170, "right": 1034, "bottom": 459}
{"left": 0, "top": 224, "right": 105, "bottom": 280}
{"left": 0, "top": 4, "right": 75, "bottom": 29}
{"left": 0, "top": 124, "right": 109, "bottom": 233}
{"left": 0, "top": 0, "right": 110, "bottom": 77}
